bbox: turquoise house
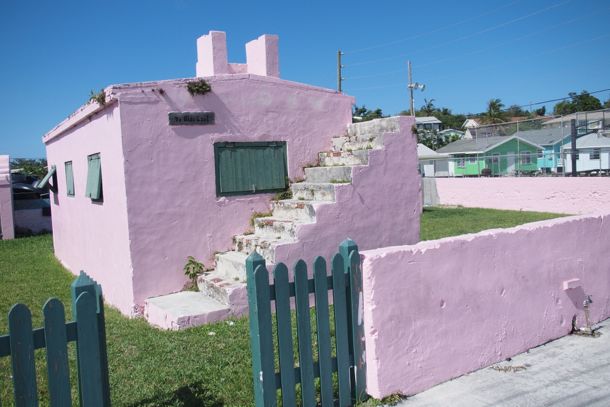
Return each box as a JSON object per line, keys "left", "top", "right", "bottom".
{"left": 515, "top": 128, "right": 572, "bottom": 174}
{"left": 437, "top": 135, "right": 543, "bottom": 176}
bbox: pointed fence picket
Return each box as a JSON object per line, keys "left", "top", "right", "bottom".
{"left": 0, "top": 271, "right": 110, "bottom": 406}
{"left": 247, "top": 239, "right": 367, "bottom": 407}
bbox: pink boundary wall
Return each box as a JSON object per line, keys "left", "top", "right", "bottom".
{"left": 436, "top": 177, "right": 610, "bottom": 214}
{"left": 360, "top": 213, "right": 610, "bottom": 398}
{"left": 0, "top": 155, "right": 15, "bottom": 240}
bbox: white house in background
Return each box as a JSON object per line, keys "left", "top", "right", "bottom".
{"left": 544, "top": 110, "right": 610, "bottom": 136}
{"left": 438, "top": 128, "right": 465, "bottom": 140}
{"left": 462, "top": 118, "right": 481, "bottom": 139}
{"left": 417, "top": 143, "right": 450, "bottom": 177}
{"left": 563, "top": 131, "right": 610, "bottom": 174}
{"left": 415, "top": 116, "right": 443, "bottom": 132}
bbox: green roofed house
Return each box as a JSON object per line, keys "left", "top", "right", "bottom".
{"left": 436, "top": 135, "right": 543, "bottom": 176}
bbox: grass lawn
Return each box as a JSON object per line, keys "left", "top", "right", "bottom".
{"left": 0, "top": 207, "right": 565, "bottom": 406}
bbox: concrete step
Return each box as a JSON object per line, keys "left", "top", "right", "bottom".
{"left": 304, "top": 165, "right": 355, "bottom": 183}
{"left": 348, "top": 116, "right": 400, "bottom": 139}
{"left": 291, "top": 182, "right": 338, "bottom": 201}
{"left": 338, "top": 135, "right": 384, "bottom": 152}
{"left": 215, "top": 251, "right": 249, "bottom": 280}
{"left": 272, "top": 199, "right": 320, "bottom": 223}
{"left": 254, "top": 217, "right": 298, "bottom": 240}
{"left": 197, "top": 270, "right": 247, "bottom": 308}
{"left": 233, "top": 234, "right": 286, "bottom": 263}
{"left": 319, "top": 150, "right": 369, "bottom": 166}
{"left": 144, "top": 291, "right": 231, "bottom": 330}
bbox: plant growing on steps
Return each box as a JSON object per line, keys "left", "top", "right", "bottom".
{"left": 183, "top": 256, "right": 205, "bottom": 290}
{"left": 250, "top": 211, "right": 273, "bottom": 227}
{"left": 186, "top": 79, "right": 212, "bottom": 96}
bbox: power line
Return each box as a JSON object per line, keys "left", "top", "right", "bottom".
{"left": 343, "top": 0, "right": 522, "bottom": 55}
{"left": 344, "top": 8, "right": 597, "bottom": 82}
{"left": 416, "top": 32, "right": 610, "bottom": 83}
{"left": 346, "top": 0, "right": 571, "bottom": 68}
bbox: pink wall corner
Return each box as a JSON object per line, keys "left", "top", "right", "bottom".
{"left": 275, "top": 116, "right": 422, "bottom": 266}
{"left": 116, "top": 76, "right": 353, "bottom": 307}
{"left": 246, "top": 34, "right": 280, "bottom": 78}
{"left": 0, "top": 155, "right": 15, "bottom": 240}
{"left": 435, "top": 177, "right": 610, "bottom": 215}
{"left": 196, "top": 31, "right": 229, "bottom": 77}
{"left": 360, "top": 213, "right": 610, "bottom": 398}
{"left": 45, "top": 103, "right": 135, "bottom": 315}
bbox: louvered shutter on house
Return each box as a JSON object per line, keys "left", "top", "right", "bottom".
{"left": 65, "top": 161, "right": 75, "bottom": 196}
{"left": 214, "top": 142, "right": 288, "bottom": 196}
{"left": 85, "top": 154, "right": 102, "bottom": 200}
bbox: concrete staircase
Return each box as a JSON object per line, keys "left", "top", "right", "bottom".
{"left": 145, "top": 117, "right": 401, "bottom": 329}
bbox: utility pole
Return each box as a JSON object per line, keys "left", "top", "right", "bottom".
{"left": 337, "top": 50, "right": 343, "bottom": 93}
{"left": 570, "top": 119, "right": 577, "bottom": 177}
{"left": 407, "top": 60, "right": 425, "bottom": 116}
{"left": 408, "top": 61, "right": 414, "bottom": 116}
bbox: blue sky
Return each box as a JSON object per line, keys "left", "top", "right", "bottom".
{"left": 1, "top": 0, "right": 609, "bottom": 158}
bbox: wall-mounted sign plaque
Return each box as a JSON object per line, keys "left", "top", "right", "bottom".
{"left": 169, "top": 111, "right": 215, "bottom": 125}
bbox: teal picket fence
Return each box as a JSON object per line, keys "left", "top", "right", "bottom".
{"left": 247, "top": 239, "right": 366, "bottom": 407}
{"left": 0, "top": 271, "right": 110, "bottom": 407}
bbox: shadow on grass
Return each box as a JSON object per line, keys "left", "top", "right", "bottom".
{"left": 127, "top": 382, "right": 224, "bottom": 407}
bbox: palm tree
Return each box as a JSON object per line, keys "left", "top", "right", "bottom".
{"left": 420, "top": 98, "right": 436, "bottom": 116}
{"left": 484, "top": 98, "right": 505, "bottom": 124}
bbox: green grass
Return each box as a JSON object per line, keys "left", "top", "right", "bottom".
{"left": 420, "top": 206, "right": 564, "bottom": 241}
{"left": 0, "top": 207, "right": 566, "bottom": 406}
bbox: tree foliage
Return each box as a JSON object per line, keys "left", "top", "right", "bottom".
{"left": 353, "top": 105, "right": 385, "bottom": 122}
{"left": 483, "top": 98, "right": 506, "bottom": 124}
{"left": 553, "top": 91, "right": 602, "bottom": 115}
{"left": 10, "top": 158, "right": 48, "bottom": 179}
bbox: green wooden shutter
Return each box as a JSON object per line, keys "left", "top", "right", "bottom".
{"left": 85, "top": 154, "right": 102, "bottom": 200}
{"left": 65, "top": 161, "right": 75, "bottom": 196}
{"left": 36, "top": 165, "right": 57, "bottom": 189}
{"left": 214, "top": 142, "right": 287, "bottom": 196}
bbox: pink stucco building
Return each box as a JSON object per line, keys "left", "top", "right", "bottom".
{"left": 42, "top": 31, "right": 422, "bottom": 321}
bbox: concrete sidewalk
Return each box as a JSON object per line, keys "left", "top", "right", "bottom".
{"left": 394, "top": 320, "right": 610, "bottom": 407}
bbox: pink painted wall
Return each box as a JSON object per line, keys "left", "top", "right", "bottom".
{"left": 117, "top": 74, "right": 353, "bottom": 308}
{"left": 0, "top": 155, "right": 15, "bottom": 240}
{"left": 44, "top": 102, "right": 136, "bottom": 314}
{"left": 436, "top": 177, "right": 610, "bottom": 214}
{"left": 276, "top": 116, "right": 421, "bottom": 265}
{"left": 360, "top": 213, "right": 610, "bottom": 398}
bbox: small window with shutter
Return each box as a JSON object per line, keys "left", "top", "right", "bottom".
{"left": 85, "top": 153, "right": 103, "bottom": 201}
{"left": 65, "top": 161, "right": 75, "bottom": 196}
{"left": 214, "top": 142, "right": 288, "bottom": 196}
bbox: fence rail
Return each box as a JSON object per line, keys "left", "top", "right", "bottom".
{"left": 247, "top": 239, "right": 365, "bottom": 407}
{"left": 420, "top": 151, "right": 610, "bottom": 178}
{"left": 0, "top": 271, "right": 110, "bottom": 407}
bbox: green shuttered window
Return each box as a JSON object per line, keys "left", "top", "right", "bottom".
{"left": 214, "top": 142, "right": 288, "bottom": 196}
{"left": 36, "top": 165, "right": 57, "bottom": 189}
{"left": 85, "top": 153, "right": 103, "bottom": 201}
{"left": 65, "top": 161, "right": 75, "bottom": 196}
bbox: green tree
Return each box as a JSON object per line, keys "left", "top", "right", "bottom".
{"left": 506, "top": 104, "right": 527, "bottom": 117}
{"left": 553, "top": 91, "right": 602, "bottom": 115}
{"left": 534, "top": 106, "right": 546, "bottom": 116}
{"left": 603, "top": 99, "right": 610, "bottom": 109}
{"left": 420, "top": 98, "right": 436, "bottom": 116}
{"left": 483, "top": 98, "right": 506, "bottom": 124}
{"left": 353, "top": 105, "right": 384, "bottom": 122}
{"left": 10, "top": 158, "right": 48, "bottom": 179}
